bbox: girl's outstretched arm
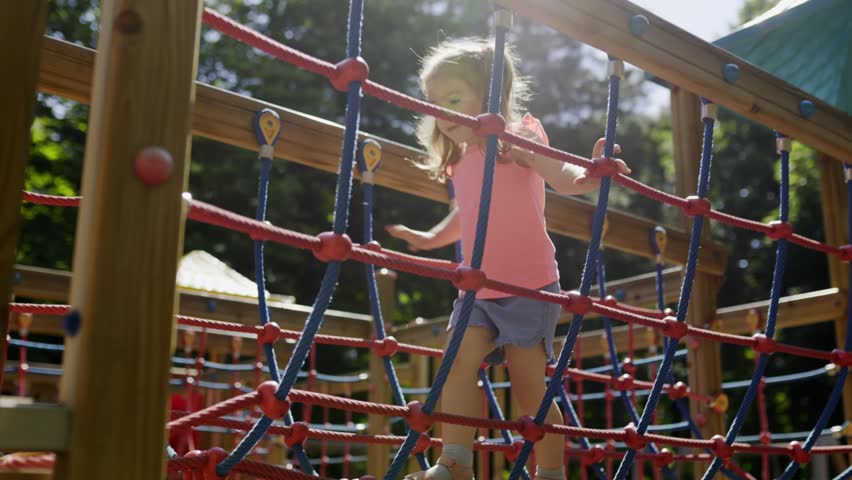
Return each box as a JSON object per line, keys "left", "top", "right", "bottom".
{"left": 385, "top": 207, "right": 461, "bottom": 252}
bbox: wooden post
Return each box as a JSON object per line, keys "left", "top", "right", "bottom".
{"left": 0, "top": 1, "right": 49, "bottom": 391}
{"left": 817, "top": 154, "right": 852, "bottom": 465}
{"left": 671, "top": 86, "right": 725, "bottom": 479}
{"left": 368, "top": 268, "right": 397, "bottom": 476}
{"left": 53, "top": 1, "right": 202, "bottom": 479}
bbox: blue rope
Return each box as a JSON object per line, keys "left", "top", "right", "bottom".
{"left": 358, "top": 141, "right": 429, "bottom": 471}
{"left": 703, "top": 132, "right": 791, "bottom": 479}
{"left": 614, "top": 98, "right": 715, "bottom": 479}
{"left": 782, "top": 162, "right": 852, "bottom": 480}
{"left": 552, "top": 370, "right": 607, "bottom": 479}
{"left": 217, "top": 1, "right": 364, "bottom": 474}
{"left": 508, "top": 58, "right": 620, "bottom": 480}
{"left": 383, "top": 19, "right": 509, "bottom": 480}
{"left": 596, "top": 251, "right": 677, "bottom": 480}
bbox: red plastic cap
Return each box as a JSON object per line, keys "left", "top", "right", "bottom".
{"left": 259, "top": 322, "right": 281, "bottom": 344}
{"left": 666, "top": 381, "right": 688, "bottom": 400}
{"left": 838, "top": 245, "right": 852, "bottom": 262}
{"left": 330, "top": 56, "right": 369, "bottom": 91}
{"left": 257, "top": 381, "right": 290, "bottom": 419}
{"left": 565, "top": 291, "right": 593, "bottom": 316}
{"left": 134, "top": 146, "right": 173, "bottom": 186}
{"left": 788, "top": 441, "right": 811, "bottom": 464}
{"left": 653, "top": 448, "right": 674, "bottom": 469}
{"left": 831, "top": 349, "right": 852, "bottom": 367}
{"left": 623, "top": 424, "right": 647, "bottom": 450}
{"left": 313, "top": 232, "right": 353, "bottom": 262}
{"left": 681, "top": 196, "right": 711, "bottom": 217}
{"left": 587, "top": 156, "right": 620, "bottom": 178}
{"left": 205, "top": 447, "right": 229, "bottom": 479}
{"left": 285, "top": 421, "right": 310, "bottom": 448}
{"left": 412, "top": 433, "right": 432, "bottom": 455}
{"left": 405, "top": 401, "right": 434, "bottom": 433}
{"left": 661, "top": 316, "right": 689, "bottom": 340}
{"left": 583, "top": 445, "right": 605, "bottom": 465}
{"left": 453, "top": 266, "right": 486, "bottom": 291}
{"left": 375, "top": 336, "right": 399, "bottom": 357}
{"left": 472, "top": 113, "right": 506, "bottom": 137}
{"left": 711, "top": 435, "right": 733, "bottom": 460}
{"left": 767, "top": 221, "right": 794, "bottom": 240}
{"left": 364, "top": 240, "right": 382, "bottom": 252}
{"left": 759, "top": 432, "right": 772, "bottom": 445}
{"left": 614, "top": 373, "right": 634, "bottom": 391}
{"left": 517, "top": 415, "right": 545, "bottom": 443}
{"left": 602, "top": 295, "right": 618, "bottom": 308}
{"left": 751, "top": 333, "right": 777, "bottom": 355}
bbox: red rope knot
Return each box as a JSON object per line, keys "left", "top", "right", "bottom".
{"left": 313, "top": 232, "right": 353, "bottom": 262}
{"left": 330, "top": 56, "right": 369, "bottom": 92}
{"left": 453, "top": 266, "right": 486, "bottom": 291}
{"left": 405, "top": 401, "right": 434, "bottom": 433}
{"left": 613, "top": 373, "right": 634, "bottom": 391}
{"left": 205, "top": 447, "right": 229, "bottom": 479}
{"left": 767, "top": 220, "right": 794, "bottom": 240}
{"left": 623, "top": 424, "right": 647, "bottom": 450}
{"left": 680, "top": 196, "right": 711, "bottom": 217}
{"left": 517, "top": 415, "right": 545, "bottom": 443}
{"left": 581, "top": 445, "right": 606, "bottom": 466}
{"left": 759, "top": 432, "right": 772, "bottom": 445}
{"left": 364, "top": 240, "right": 382, "bottom": 252}
{"left": 375, "top": 336, "right": 399, "bottom": 357}
{"left": 602, "top": 295, "right": 618, "bottom": 308}
{"left": 788, "top": 441, "right": 811, "bottom": 464}
{"left": 711, "top": 435, "right": 733, "bottom": 461}
{"left": 621, "top": 357, "right": 636, "bottom": 376}
{"left": 472, "top": 113, "right": 506, "bottom": 137}
{"left": 751, "top": 333, "right": 777, "bottom": 355}
{"left": 838, "top": 244, "right": 852, "bottom": 262}
{"left": 694, "top": 413, "right": 707, "bottom": 426}
{"left": 665, "top": 381, "right": 688, "bottom": 400}
{"left": 564, "top": 291, "right": 593, "bottom": 316}
{"left": 257, "top": 381, "right": 290, "bottom": 419}
{"left": 586, "top": 156, "right": 620, "bottom": 178}
{"left": 285, "top": 421, "right": 310, "bottom": 448}
{"left": 831, "top": 349, "right": 852, "bottom": 367}
{"left": 661, "top": 316, "right": 688, "bottom": 340}
{"left": 505, "top": 440, "right": 524, "bottom": 462}
{"left": 259, "top": 322, "right": 281, "bottom": 344}
{"left": 412, "top": 433, "right": 432, "bottom": 455}
{"left": 652, "top": 448, "right": 674, "bottom": 469}
{"left": 183, "top": 450, "right": 206, "bottom": 480}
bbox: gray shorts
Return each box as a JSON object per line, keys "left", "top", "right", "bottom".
{"left": 447, "top": 282, "right": 562, "bottom": 366}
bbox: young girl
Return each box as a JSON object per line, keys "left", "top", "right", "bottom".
{"left": 386, "top": 37, "right": 629, "bottom": 480}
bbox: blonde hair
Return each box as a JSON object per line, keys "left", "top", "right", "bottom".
{"left": 416, "top": 37, "right": 530, "bottom": 181}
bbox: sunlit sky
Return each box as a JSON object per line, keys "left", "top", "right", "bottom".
{"left": 627, "top": 0, "right": 747, "bottom": 113}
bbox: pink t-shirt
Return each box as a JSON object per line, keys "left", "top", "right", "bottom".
{"left": 447, "top": 113, "right": 559, "bottom": 299}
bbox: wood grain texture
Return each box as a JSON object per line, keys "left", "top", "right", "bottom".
{"left": 0, "top": 0, "right": 48, "bottom": 400}
{"left": 53, "top": 1, "right": 203, "bottom": 479}
{"left": 496, "top": 0, "right": 852, "bottom": 162}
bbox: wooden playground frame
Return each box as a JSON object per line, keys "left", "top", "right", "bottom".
{"left": 1, "top": 0, "right": 851, "bottom": 479}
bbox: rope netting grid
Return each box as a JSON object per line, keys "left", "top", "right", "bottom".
{"left": 6, "top": 2, "right": 852, "bottom": 479}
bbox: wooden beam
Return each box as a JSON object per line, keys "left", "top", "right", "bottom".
{"left": 53, "top": 1, "right": 202, "bottom": 480}
{"left": 35, "top": 36, "right": 726, "bottom": 275}
{"left": 11, "top": 264, "right": 374, "bottom": 338}
{"left": 0, "top": 398, "right": 69, "bottom": 451}
{"left": 0, "top": 0, "right": 48, "bottom": 397}
{"left": 817, "top": 154, "right": 852, "bottom": 462}
{"left": 391, "top": 267, "right": 685, "bottom": 348}
{"left": 495, "top": 0, "right": 852, "bottom": 163}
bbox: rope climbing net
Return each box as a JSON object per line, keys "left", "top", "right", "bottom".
{"left": 6, "top": 2, "right": 852, "bottom": 480}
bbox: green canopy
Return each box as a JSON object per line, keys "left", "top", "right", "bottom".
{"left": 713, "top": 0, "right": 852, "bottom": 115}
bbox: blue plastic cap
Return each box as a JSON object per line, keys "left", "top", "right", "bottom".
{"left": 630, "top": 14, "right": 649, "bottom": 36}
{"left": 63, "top": 310, "right": 81, "bottom": 337}
{"left": 722, "top": 64, "right": 740, "bottom": 84}
{"left": 799, "top": 100, "right": 815, "bottom": 119}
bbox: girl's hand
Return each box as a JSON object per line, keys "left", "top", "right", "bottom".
{"left": 385, "top": 225, "right": 435, "bottom": 252}
{"left": 575, "top": 137, "right": 631, "bottom": 185}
